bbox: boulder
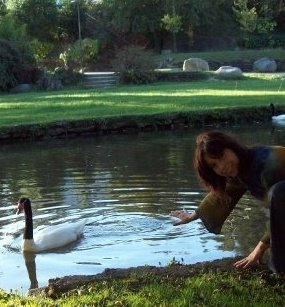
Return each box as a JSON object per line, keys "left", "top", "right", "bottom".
{"left": 158, "top": 57, "right": 175, "bottom": 69}
{"left": 253, "top": 57, "right": 277, "bottom": 72}
{"left": 214, "top": 66, "right": 243, "bottom": 79}
{"left": 10, "top": 83, "right": 33, "bottom": 93}
{"left": 38, "top": 76, "right": 63, "bottom": 90}
{"left": 183, "top": 58, "right": 209, "bottom": 72}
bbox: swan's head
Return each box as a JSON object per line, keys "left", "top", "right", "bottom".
{"left": 17, "top": 197, "right": 31, "bottom": 214}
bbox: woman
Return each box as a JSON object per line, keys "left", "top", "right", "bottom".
{"left": 170, "top": 131, "right": 285, "bottom": 273}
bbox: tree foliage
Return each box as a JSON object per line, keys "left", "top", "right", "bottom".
{"left": 56, "top": 0, "right": 93, "bottom": 43}
{"left": 161, "top": 14, "right": 182, "bottom": 34}
{"left": 233, "top": 0, "right": 277, "bottom": 47}
{"left": 0, "top": 0, "right": 7, "bottom": 15}
{"left": 0, "top": 0, "right": 284, "bottom": 73}
{"left": 3, "top": 0, "right": 285, "bottom": 52}
{"left": 234, "top": 0, "right": 276, "bottom": 33}
{"left": 8, "top": 0, "right": 58, "bottom": 42}
{"left": 0, "top": 14, "right": 27, "bottom": 41}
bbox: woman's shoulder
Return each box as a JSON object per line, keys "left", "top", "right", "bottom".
{"left": 251, "top": 145, "right": 285, "bottom": 157}
{"left": 249, "top": 146, "right": 276, "bottom": 171}
{"left": 258, "top": 145, "right": 285, "bottom": 189}
{"left": 250, "top": 146, "right": 271, "bottom": 160}
{"left": 253, "top": 145, "right": 285, "bottom": 172}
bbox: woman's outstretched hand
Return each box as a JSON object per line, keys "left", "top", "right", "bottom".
{"left": 170, "top": 210, "right": 198, "bottom": 226}
{"left": 234, "top": 241, "right": 269, "bottom": 269}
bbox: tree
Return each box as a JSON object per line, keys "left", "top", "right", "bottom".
{"left": 264, "top": 0, "right": 285, "bottom": 35}
{"left": 0, "top": 14, "right": 27, "bottom": 42}
{"left": 233, "top": 0, "right": 277, "bottom": 47}
{"left": 92, "top": 0, "right": 165, "bottom": 51}
{"left": 8, "top": 0, "right": 58, "bottom": 42}
{"left": 0, "top": 0, "right": 7, "bottom": 15}
{"left": 57, "top": 0, "right": 92, "bottom": 44}
{"left": 161, "top": 14, "right": 182, "bottom": 52}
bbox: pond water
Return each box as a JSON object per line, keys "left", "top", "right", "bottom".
{"left": 0, "top": 123, "right": 285, "bottom": 293}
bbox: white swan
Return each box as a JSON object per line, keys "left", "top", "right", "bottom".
{"left": 17, "top": 197, "right": 86, "bottom": 252}
{"left": 270, "top": 103, "right": 285, "bottom": 124}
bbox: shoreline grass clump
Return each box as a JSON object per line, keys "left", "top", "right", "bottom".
{"left": 1, "top": 270, "right": 285, "bottom": 306}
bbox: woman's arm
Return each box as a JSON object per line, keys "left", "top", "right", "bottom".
{"left": 170, "top": 210, "right": 199, "bottom": 226}
{"left": 233, "top": 241, "right": 269, "bottom": 269}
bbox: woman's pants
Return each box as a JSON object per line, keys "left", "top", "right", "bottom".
{"left": 270, "top": 180, "right": 285, "bottom": 273}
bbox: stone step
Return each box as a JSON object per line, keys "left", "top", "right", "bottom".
{"left": 83, "top": 72, "right": 117, "bottom": 88}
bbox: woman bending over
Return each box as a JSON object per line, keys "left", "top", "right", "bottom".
{"left": 171, "top": 131, "right": 285, "bottom": 273}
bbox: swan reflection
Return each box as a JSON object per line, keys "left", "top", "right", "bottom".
{"left": 23, "top": 251, "right": 38, "bottom": 290}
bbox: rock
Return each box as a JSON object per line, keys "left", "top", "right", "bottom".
{"left": 38, "top": 76, "right": 63, "bottom": 90}
{"left": 158, "top": 57, "right": 175, "bottom": 69}
{"left": 253, "top": 57, "right": 277, "bottom": 72}
{"left": 161, "top": 49, "right": 172, "bottom": 55}
{"left": 214, "top": 66, "right": 243, "bottom": 79}
{"left": 10, "top": 83, "right": 33, "bottom": 93}
{"left": 183, "top": 58, "right": 209, "bottom": 72}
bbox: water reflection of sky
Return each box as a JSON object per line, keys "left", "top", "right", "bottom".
{"left": 0, "top": 123, "right": 284, "bottom": 293}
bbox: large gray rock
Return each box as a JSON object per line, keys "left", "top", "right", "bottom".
{"left": 158, "top": 57, "right": 175, "bottom": 69}
{"left": 214, "top": 66, "right": 243, "bottom": 79}
{"left": 253, "top": 57, "right": 277, "bottom": 72}
{"left": 183, "top": 58, "right": 209, "bottom": 72}
{"left": 10, "top": 83, "right": 33, "bottom": 93}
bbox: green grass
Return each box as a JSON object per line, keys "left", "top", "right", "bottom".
{"left": 1, "top": 73, "right": 285, "bottom": 128}
{"left": 156, "top": 48, "right": 285, "bottom": 62}
{"left": 1, "top": 271, "right": 285, "bottom": 306}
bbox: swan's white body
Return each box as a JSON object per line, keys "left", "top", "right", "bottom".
{"left": 17, "top": 197, "right": 86, "bottom": 252}
{"left": 272, "top": 114, "right": 285, "bottom": 124}
{"left": 22, "top": 219, "right": 86, "bottom": 252}
{"left": 270, "top": 103, "right": 285, "bottom": 125}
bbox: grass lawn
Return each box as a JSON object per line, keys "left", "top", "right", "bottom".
{"left": 0, "top": 73, "right": 285, "bottom": 128}
{"left": 155, "top": 48, "right": 285, "bottom": 62}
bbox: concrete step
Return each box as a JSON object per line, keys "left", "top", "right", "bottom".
{"left": 83, "top": 72, "right": 117, "bottom": 88}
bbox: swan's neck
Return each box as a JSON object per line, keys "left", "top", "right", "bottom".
{"left": 270, "top": 104, "right": 275, "bottom": 116}
{"left": 22, "top": 239, "right": 36, "bottom": 252}
{"left": 24, "top": 204, "right": 33, "bottom": 240}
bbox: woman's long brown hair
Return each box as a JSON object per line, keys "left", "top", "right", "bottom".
{"left": 193, "top": 131, "right": 251, "bottom": 195}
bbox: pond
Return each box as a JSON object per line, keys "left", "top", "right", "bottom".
{"left": 0, "top": 123, "right": 284, "bottom": 293}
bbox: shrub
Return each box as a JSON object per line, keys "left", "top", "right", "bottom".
{"left": 54, "top": 67, "right": 82, "bottom": 85}
{"left": 0, "top": 16, "right": 38, "bottom": 91}
{"left": 111, "top": 45, "right": 157, "bottom": 84}
{"left": 31, "top": 39, "right": 55, "bottom": 63}
{"left": 59, "top": 38, "right": 99, "bottom": 71}
{"left": 0, "top": 39, "right": 38, "bottom": 91}
{"left": 0, "top": 40, "right": 19, "bottom": 91}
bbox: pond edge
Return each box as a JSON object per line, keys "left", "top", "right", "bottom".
{"left": 0, "top": 105, "right": 278, "bottom": 143}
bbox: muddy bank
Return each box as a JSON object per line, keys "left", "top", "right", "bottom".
{"left": 28, "top": 257, "right": 270, "bottom": 298}
{"left": 0, "top": 106, "right": 276, "bottom": 143}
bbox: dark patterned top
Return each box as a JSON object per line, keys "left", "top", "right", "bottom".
{"left": 195, "top": 145, "right": 285, "bottom": 244}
